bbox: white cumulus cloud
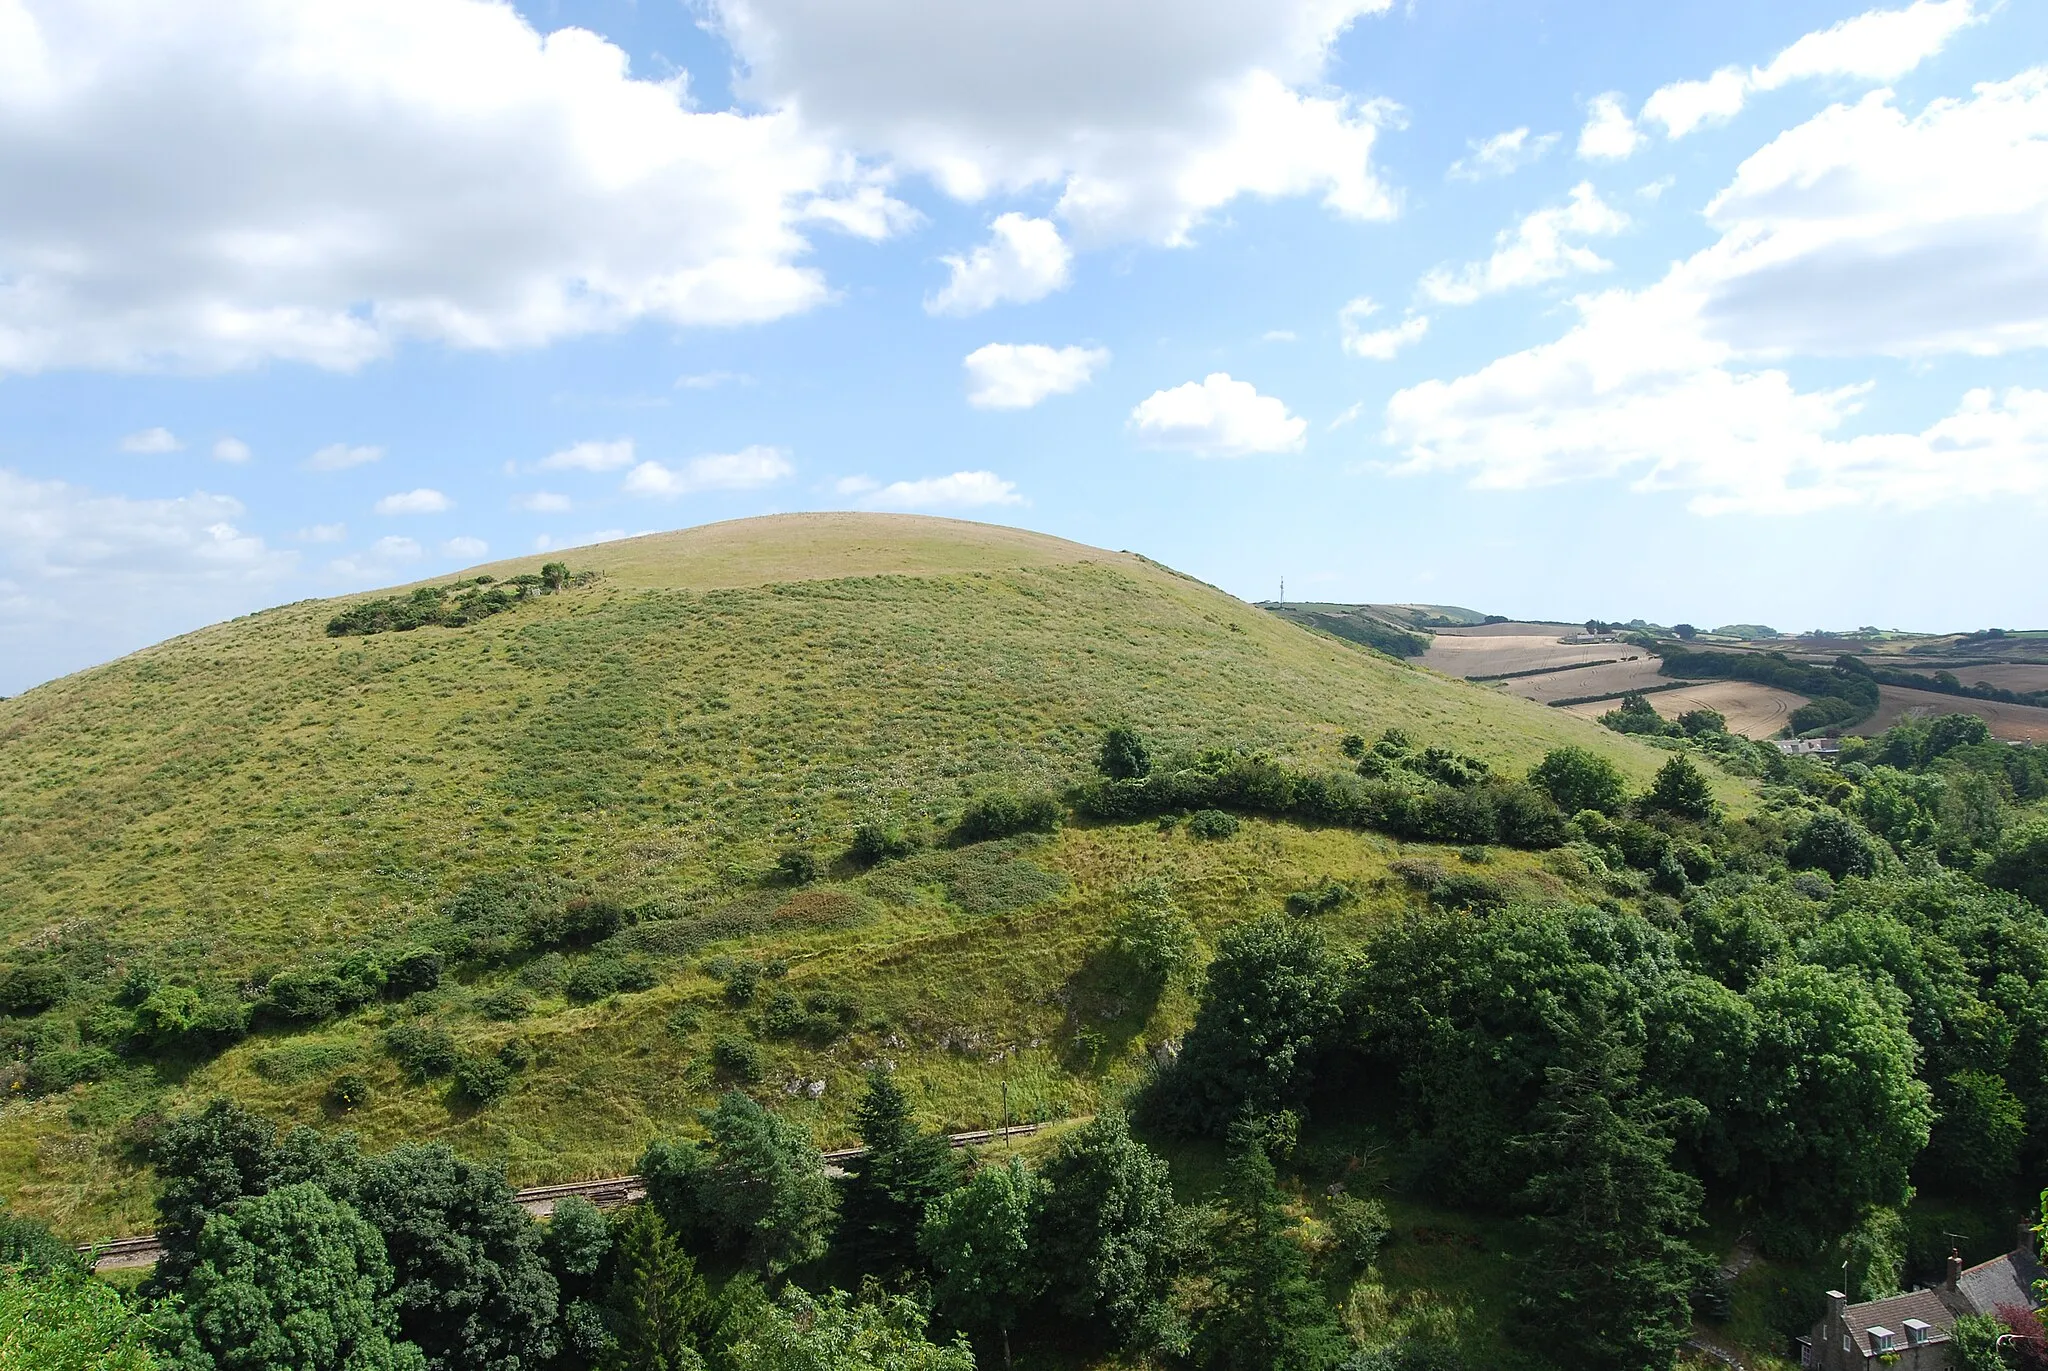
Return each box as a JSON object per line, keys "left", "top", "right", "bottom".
{"left": 305, "top": 443, "right": 382, "bottom": 471}
{"left": 1129, "top": 373, "right": 1306, "bottom": 456}
{"left": 0, "top": 0, "right": 905, "bottom": 375}
{"left": 327, "top": 535, "right": 424, "bottom": 580}
{"left": 623, "top": 445, "right": 794, "bottom": 497}
{"left": 710, "top": 0, "right": 1399, "bottom": 246}
{"left": 0, "top": 469, "right": 296, "bottom": 692}
{"left": 1339, "top": 298, "right": 1429, "bottom": 360}
{"left": 296, "top": 522, "right": 347, "bottom": 543}
{"left": 442, "top": 536, "right": 489, "bottom": 560}
{"left": 516, "top": 491, "right": 574, "bottom": 513}
{"left": 842, "top": 470, "right": 1024, "bottom": 510}
{"left": 1577, "top": 93, "right": 1643, "bottom": 160}
{"left": 119, "top": 427, "right": 181, "bottom": 454}
{"left": 1448, "top": 127, "right": 1558, "bottom": 181}
{"left": 926, "top": 215, "right": 1073, "bottom": 315}
{"left": 375, "top": 488, "right": 452, "bottom": 516}
{"left": 1381, "top": 66, "right": 2048, "bottom": 515}
{"left": 963, "top": 343, "right": 1109, "bottom": 409}
{"left": 1420, "top": 183, "right": 1629, "bottom": 305}
{"left": 539, "top": 438, "right": 636, "bottom": 473}
{"left": 212, "top": 437, "right": 251, "bottom": 463}
{"left": 1642, "top": 0, "right": 1981, "bottom": 139}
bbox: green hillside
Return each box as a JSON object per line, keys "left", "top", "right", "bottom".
{"left": 0, "top": 513, "right": 1689, "bottom": 1237}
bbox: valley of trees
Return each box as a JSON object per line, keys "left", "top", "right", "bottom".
{"left": 8, "top": 714, "right": 2048, "bottom": 1370}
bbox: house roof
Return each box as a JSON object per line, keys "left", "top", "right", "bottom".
{"left": 1958, "top": 1247, "right": 2047, "bottom": 1317}
{"left": 1841, "top": 1289, "right": 1955, "bottom": 1358}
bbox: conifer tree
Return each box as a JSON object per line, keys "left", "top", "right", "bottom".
{"left": 1193, "top": 1132, "right": 1346, "bottom": 1371}
{"left": 607, "top": 1205, "right": 709, "bottom": 1371}
{"left": 837, "top": 1070, "right": 959, "bottom": 1278}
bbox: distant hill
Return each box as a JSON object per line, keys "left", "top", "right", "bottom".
{"left": 0, "top": 513, "right": 1680, "bottom": 1234}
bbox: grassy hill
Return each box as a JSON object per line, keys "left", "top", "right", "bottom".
{"left": 0, "top": 513, "right": 1690, "bottom": 1237}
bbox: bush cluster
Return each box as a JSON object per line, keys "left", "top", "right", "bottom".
{"left": 325, "top": 563, "right": 576, "bottom": 637}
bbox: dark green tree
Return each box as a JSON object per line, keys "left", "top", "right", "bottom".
{"left": 1735, "top": 965, "right": 1932, "bottom": 1252}
{"left": 1161, "top": 916, "right": 1344, "bottom": 1136}
{"left": 921, "top": 1159, "right": 1040, "bottom": 1369}
{"left": 643, "top": 1093, "right": 836, "bottom": 1276}
{"left": 545, "top": 1196, "right": 617, "bottom": 1371}
{"left": 836, "top": 1070, "right": 959, "bottom": 1278}
{"left": 1031, "top": 1111, "right": 1180, "bottom": 1347}
{"left": 1192, "top": 1136, "right": 1346, "bottom": 1371}
{"left": 1515, "top": 1032, "right": 1703, "bottom": 1371}
{"left": 1641, "top": 754, "right": 1716, "bottom": 822}
{"left": 354, "top": 1143, "right": 560, "bottom": 1371}
{"left": 1788, "top": 812, "right": 1881, "bottom": 879}
{"left": 165, "top": 1182, "right": 424, "bottom": 1371}
{"left": 1097, "top": 726, "right": 1151, "bottom": 781}
{"left": 605, "top": 1205, "right": 708, "bottom": 1371}
{"left": 150, "top": 1099, "right": 363, "bottom": 1290}
{"left": 0, "top": 1262, "right": 158, "bottom": 1371}
{"left": 1528, "top": 747, "right": 1628, "bottom": 816}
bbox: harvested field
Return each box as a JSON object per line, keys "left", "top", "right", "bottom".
{"left": 1889, "top": 663, "right": 2048, "bottom": 694}
{"left": 1433, "top": 620, "right": 1583, "bottom": 638}
{"left": 1508, "top": 657, "right": 1668, "bottom": 704}
{"left": 1423, "top": 632, "right": 1629, "bottom": 678}
{"left": 1855, "top": 685, "right": 2048, "bottom": 742}
{"left": 1561, "top": 680, "right": 1809, "bottom": 739}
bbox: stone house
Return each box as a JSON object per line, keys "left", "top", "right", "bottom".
{"left": 1799, "top": 1236, "right": 2045, "bottom": 1368}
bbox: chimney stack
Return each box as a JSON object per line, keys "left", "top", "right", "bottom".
{"left": 1946, "top": 1250, "right": 1963, "bottom": 1289}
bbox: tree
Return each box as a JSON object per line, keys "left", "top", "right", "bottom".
{"left": 1192, "top": 1137, "right": 1346, "bottom": 1371}
{"left": 150, "top": 1100, "right": 362, "bottom": 1290}
{"left": 1986, "top": 819, "right": 2048, "bottom": 911}
{"left": 1515, "top": 1031, "right": 1703, "bottom": 1371}
{"left": 1, "top": 1264, "right": 158, "bottom": 1371}
{"left": 1528, "top": 747, "right": 1627, "bottom": 817}
{"left": 1672, "top": 624, "right": 1697, "bottom": 640}
{"left": 545, "top": 1196, "right": 617, "bottom": 1371}
{"left": 645, "top": 1093, "right": 836, "bottom": 1276}
{"left": 1031, "top": 1112, "right": 1179, "bottom": 1348}
{"left": 353, "top": 1143, "right": 560, "bottom": 1371}
{"left": 605, "top": 1205, "right": 708, "bottom": 1371}
{"left": 540, "top": 562, "right": 570, "bottom": 592}
{"left": 1735, "top": 965, "right": 1932, "bottom": 1252}
{"left": 165, "top": 1182, "right": 424, "bottom": 1371}
{"left": 1097, "top": 726, "right": 1151, "bottom": 781}
{"left": 836, "top": 1071, "right": 959, "bottom": 1278}
{"left": 727, "top": 1287, "right": 974, "bottom": 1371}
{"left": 1, "top": 1204, "right": 88, "bottom": 1277}
{"left": 1108, "top": 881, "right": 1198, "bottom": 990}
{"left": 921, "top": 1160, "right": 1041, "bottom": 1369}
{"left": 1788, "top": 812, "right": 1881, "bottom": 879}
{"left": 1926, "top": 1070, "right": 2026, "bottom": 1198}
{"left": 1641, "top": 755, "right": 1716, "bottom": 822}
{"left": 1160, "top": 916, "right": 1344, "bottom": 1136}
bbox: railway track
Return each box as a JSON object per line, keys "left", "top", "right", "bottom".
{"left": 82, "top": 1121, "right": 1047, "bottom": 1270}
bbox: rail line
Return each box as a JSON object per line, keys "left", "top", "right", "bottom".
{"left": 82, "top": 1121, "right": 1047, "bottom": 1270}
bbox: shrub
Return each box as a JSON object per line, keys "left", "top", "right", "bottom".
{"left": 1098, "top": 725, "right": 1152, "bottom": 780}
{"left": 1187, "top": 809, "right": 1239, "bottom": 839}
{"left": 1788, "top": 813, "right": 1881, "bottom": 879}
{"left": 952, "top": 789, "right": 1061, "bottom": 843}
{"left": 0, "top": 965, "right": 68, "bottom": 1017}
{"left": 1326, "top": 1193, "right": 1391, "bottom": 1267}
{"left": 1284, "top": 880, "right": 1356, "bottom": 917}
{"left": 385, "top": 948, "right": 443, "bottom": 995}
{"left": 262, "top": 970, "right": 346, "bottom": 1023}
{"left": 848, "top": 821, "right": 916, "bottom": 865}
{"left": 25, "top": 1047, "right": 117, "bottom": 1093}
{"left": 384, "top": 1022, "right": 458, "bottom": 1080}
{"left": 476, "top": 986, "right": 532, "bottom": 1021}
{"left": 526, "top": 897, "right": 626, "bottom": 950}
{"left": 454, "top": 1054, "right": 514, "bottom": 1106}
{"left": 520, "top": 953, "right": 567, "bottom": 993}
{"left": 131, "top": 986, "right": 247, "bottom": 1055}
{"left": 774, "top": 849, "right": 820, "bottom": 886}
{"left": 724, "top": 961, "right": 764, "bottom": 1006}
{"left": 712, "top": 1033, "right": 765, "bottom": 1083}
{"left": 1110, "top": 882, "right": 1199, "bottom": 985}
{"left": 115, "top": 964, "right": 161, "bottom": 1008}
{"left": 1340, "top": 734, "right": 1367, "bottom": 759}
{"left": 330, "top": 1073, "right": 373, "bottom": 1111}
{"left": 1530, "top": 746, "right": 1629, "bottom": 816}
{"left": 1642, "top": 754, "right": 1718, "bottom": 821}
{"left": 565, "top": 953, "right": 658, "bottom": 1003}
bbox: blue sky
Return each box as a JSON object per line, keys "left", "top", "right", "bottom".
{"left": 4, "top": 0, "right": 2046, "bottom": 694}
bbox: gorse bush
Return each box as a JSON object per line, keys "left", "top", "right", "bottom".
{"left": 325, "top": 565, "right": 580, "bottom": 637}
{"left": 951, "top": 789, "right": 1062, "bottom": 843}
